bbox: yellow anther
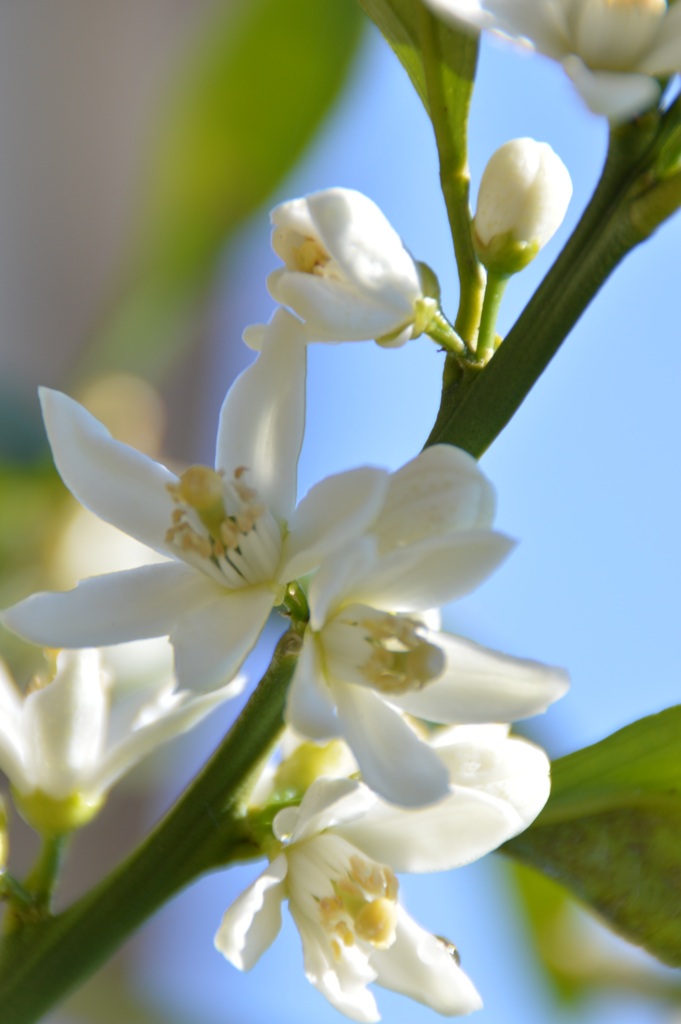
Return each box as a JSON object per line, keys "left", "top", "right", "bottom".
{"left": 219, "top": 520, "right": 240, "bottom": 549}
{"left": 334, "top": 921, "right": 355, "bottom": 947}
{"left": 234, "top": 480, "right": 258, "bottom": 504}
{"left": 293, "top": 237, "right": 330, "bottom": 275}
{"left": 354, "top": 899, "right": 398, "bottom": 948}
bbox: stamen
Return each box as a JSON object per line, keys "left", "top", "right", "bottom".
{"left": 359, "top": 615, "right": 445, "bottom": 695}
{"left": 316, "top": 854, "right": 399, "bottom": 952}
{"left": 354, "top": 899, "right": 398, "bottom": 947}
{"left": 165, "top": 464, "right": 281, "bottom": 587}
{"left": 294, "top": 237, "right": 330, "bottom": 274}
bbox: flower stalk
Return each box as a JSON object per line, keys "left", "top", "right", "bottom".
{"left": 473, "top": 271, "right": 506, "bottom": 363}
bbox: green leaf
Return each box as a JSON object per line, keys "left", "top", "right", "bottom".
{"left": 356, "top": 0, "right": 428, "bottom": 106}
{"left": 505, "top": 706, "right": 681, "bottom": 967}
{"left": 85, "top": 0, "right": 364, "bottom": 378}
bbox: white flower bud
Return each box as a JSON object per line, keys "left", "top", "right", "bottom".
{"left": 473, "top": 138, "right": 573, "bottom": 276}
{"left": 267, "top": 187, "right": 436, "bottom": 346}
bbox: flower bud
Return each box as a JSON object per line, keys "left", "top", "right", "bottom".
{"left": 268, "top": 188, "right": 430, "bottom": 345}
{"left": 473, "top": 139, "right": 572, "bottom": 276}
{"left": 271, "top": 739, "right": 356, "bottom": 802}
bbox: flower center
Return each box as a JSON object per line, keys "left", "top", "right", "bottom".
{"left": 318, "top": 853, "right": 399, "bottom": 960}
{"left": 322, "top": 607, "right": 446, "bottom": 696}
{"left": 165, "top": 465, "right": 282, "bottom": 588}
{"left": 571, "top": 0, "right": 666, "bottom": 70}
{"left": 272, "top": 225, "right": 345, "bottom": 280}
{"left": 358, "top": 613, "right": 445, "bottom": 695}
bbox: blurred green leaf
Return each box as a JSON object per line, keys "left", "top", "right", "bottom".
{"left": 505, "top": 706, "right": 681, "bottom": 967}
{"left": 509, "top": 861, "right": 585, "bottom": 1003}
{"left": 86, "top": 0, "right": 364, "bottom": 377}
{"left": 0, "top": 463, "right": 62, "bottom": 597}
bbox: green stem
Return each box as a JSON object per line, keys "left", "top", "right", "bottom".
{"left": 24, "top": 836, "right": 67, "bottom": 906}
{"left": 0, "top": 876, "right": 36, "bottom": 914}
{"left": 424, "top": 308, "right": 468, "bottom": 356}
{"left": 417, "top": 4, "right": 484, "bottom": 342}
{"left": 473, "top": 271, "right": 507, "bottom": 363}
{"left": 0, "top": 622, "right": 304, "bottom": 1024}
{"left": 426, "top": 115, "right": 663, "bottom": 456}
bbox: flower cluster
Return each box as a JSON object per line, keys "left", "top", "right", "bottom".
{"left": 216, "top": 726, "right": 552, "bottom": 1020}
{"left": 1, "top": 183, "right": 569, "bottom": 1017}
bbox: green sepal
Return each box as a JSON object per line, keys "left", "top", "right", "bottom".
{"left": 12, "top": 789, "right": 102, "bottom": 839}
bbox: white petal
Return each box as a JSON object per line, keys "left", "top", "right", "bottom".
{"left": 308, "top": 537, "right": 379, "bottom": 631}
{"left": 0, "top": 661, "right": 26, "bottom": 789}
{"left": 392, "top": 632, "right": 569, "bottom": 723}
{"left": 242, "top": 323, "right": 266, "bottom": 351}
{"left": 270, "top": 194, "right": 318, "bottom": 244}
{"left": 423, "top": 0, "right": 493, "bottom": 32}
{"left": 170, "top": 585, "right": 274, "bottom": 691}
{"left": 371, "top": 908, "right": 482, "bottom": 1016}
{"left": 307, "top": 189, "right": 421, "bottom": 302}
{"left": 562, "top": 56, "right": 661, "bottom": 119}
{"left": 22, "top": 650, "right": 107, "bottom": 798}
{"left": 347, "top": 531, "right": 514, "bottom": 612}
{"left": 642, "top": 6, "right": 681, "bottom": 74}
{"left": 269, "top": 271, "right": 414, "bottom": 342}
{"left": 333, "top": 682, "right": 450, "bottom": 807}
{"left": 484, "top": 0, "right": 568, "bottom": 56}
{"left": 39, "top": 388, "right": 176, "bottom": 557}
{"left": 2, "top": 562, "right": 221, "bottom": 648}
{"left": 281, "top": 467, "right": 389, "bottom": 580}
{"left": 285, "top": 634, "right": 340, "bottom": 741}
{"left": 285, "top": 777, "right": 374, "bottom": 843}
{"left": 435, "top": 728, "right": 551, "bottom": 835}
{"left": 338, "top": 730, "right": 550, "bottom": 873}
{"left": 290, "top": 905, "right": 380, "bottom": 1024}
{"left": 214, "top": 308, "right": 306, "bottom": 522}
{"left": 214, "top": 855, "right": 288, "bottom": 971}
{"left": 376, "top": 445, "right": 496, "bottom": 552}
{"left": 92, "top": 677, "right": 245, "bottom": 796}
{"left": 338, "top": 786, "right": 518, "bottom": 874}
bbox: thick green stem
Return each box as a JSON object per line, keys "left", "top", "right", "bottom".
{"left": 0, "top": 622, "right": 304, "bottom": 1024}
{"left": 426, "top": 116, "right": 663, "bottom": 455}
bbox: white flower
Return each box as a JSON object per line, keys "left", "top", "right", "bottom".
{"left": 285, "top": 445, "right": 569, "bottom": 807}
{"left": 0, "top": 649, "right": 241, "bottom": 834}
{"left": 215, "top": 726, "right": 551, "bottom": 1021}
{"left": 263, "top": 187, "right": 434, "bottom": 347}
{"left": 2, "top": 310, "right": 392, "bottom": 690}
{"left": 424, "top": 0, "right": 681, "bottom": 120}
{"left": 473, "top": 138, "right": 572, "bottom": 274}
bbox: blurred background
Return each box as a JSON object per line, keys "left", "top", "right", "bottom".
{"left": 1, "top": 1, "right": 681, "bottom": 1022}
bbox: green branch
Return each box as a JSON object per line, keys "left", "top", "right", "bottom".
{"left": 0, "top": 622, "right": 304, "bottom": 1024}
